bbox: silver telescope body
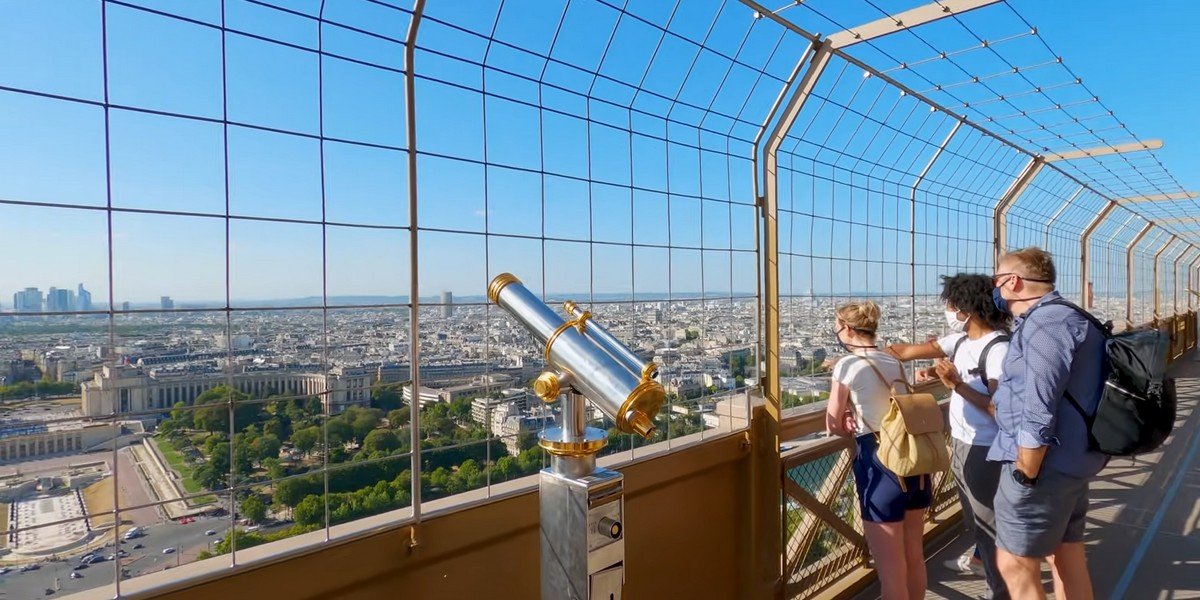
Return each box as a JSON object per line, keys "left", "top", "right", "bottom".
{"left": 488, "top": 273, "right": 663, "bottom": 438}
{"left": 563, "top": 300, "right": 659, "bottom": 383}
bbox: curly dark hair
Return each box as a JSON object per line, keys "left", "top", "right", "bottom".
{"left": 939, "top": 273, "right": 1011, "bottom": 332}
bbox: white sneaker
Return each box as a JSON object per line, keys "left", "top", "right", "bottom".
{"left": 943, "top": 551, "right": 985, "bottom": 577}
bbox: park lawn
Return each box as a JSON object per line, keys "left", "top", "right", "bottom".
{"left": 152, "top": 437, "right": 218, "bottom": 505}
{"left": 155, "top": 436, "right": 189, "bottom": 474}
{"left": 0, "top": 502, "right": 7, "bottom": 546}
{"left": 83, "top": 477, "right": 116, "bottom": 529}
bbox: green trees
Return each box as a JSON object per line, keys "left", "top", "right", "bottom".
{"left": 0, "top": 379, "right": 78, "bottom": 400}
{"left": 191, "top": 386, "right": 259, "bottom": 433}
{"left": 371, "top": 383, "right": 404, "bottom": 411}
{"left": 291, "top": 426, "right": 321, "bottom": 457}
{"left": 362, "top": 429, "right": 400, "bottom": 455}
{"left": 387, "top": 407, "right": 411, "bottom": 427}
{"left": 240, "top": 494, "right": 268, "bottom": 523}
{"left": 293, "top": 495, "right": 324, "bottom": 528}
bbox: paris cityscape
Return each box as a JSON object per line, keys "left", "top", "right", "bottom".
{"left": 0, "top": 278, "right": 1164, "bottom": 596}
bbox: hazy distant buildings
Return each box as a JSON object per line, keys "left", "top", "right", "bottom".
{"left": 440, "top": 291, "right": 454, "bottom": 318}
{"left": 160, "top": 296, "right": 174, "bottom": 310}
{"left": 77, "top": 284, "right": 92, "bottom": 311}
{"left": 121, "top": 302, "right": 131, "bottom": 312}
{"left": 13, "top": 288, "right": 44, "bottom": 312}
{"left": 47, "top": 287, "right": 75, "bottom": 312}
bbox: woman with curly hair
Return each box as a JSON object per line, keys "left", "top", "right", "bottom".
{"left": 883, "top": 273, "right": 1012, "bottom": 600}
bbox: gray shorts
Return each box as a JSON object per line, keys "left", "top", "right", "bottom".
{"left": 994, "top": 462, "right": 1090, "bottom": 558}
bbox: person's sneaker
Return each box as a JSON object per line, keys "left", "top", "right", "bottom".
{"left": 943, "top": 551, "right": 985, "bottom": 577}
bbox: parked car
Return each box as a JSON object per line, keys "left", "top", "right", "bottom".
{"left": 0, "top": 566, "right": 10, "bottom": 575}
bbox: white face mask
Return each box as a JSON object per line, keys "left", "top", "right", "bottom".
{"left": 944, "top": 310, "right": 969, "bottom": 333}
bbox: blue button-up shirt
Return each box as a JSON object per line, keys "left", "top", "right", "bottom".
{"left": 988, "top": 291, "right": 1109, "bottom": 478}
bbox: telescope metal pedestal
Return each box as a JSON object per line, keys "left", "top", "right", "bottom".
{"left": 539, "top": 392, "right": 625, "bottom": 600}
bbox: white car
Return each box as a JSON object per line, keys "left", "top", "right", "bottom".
{"left": 161, "top": 548, "right": 176, "bottom": 555}
{"left": 204, "top": 529, "right": 217, "bottom": 536}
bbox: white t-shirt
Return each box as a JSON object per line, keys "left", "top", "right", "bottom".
{"left": 831, "top": 350, "right": 906, "bottom": 434}
{"left": 936, "top": 331, "right": 1008, "bottom": 446}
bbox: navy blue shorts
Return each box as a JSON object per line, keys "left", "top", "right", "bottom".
{"left": 852, "top": 434, "right": 933, "bottom": 523}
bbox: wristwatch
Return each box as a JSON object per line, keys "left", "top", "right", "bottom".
{"left": 1012, "top": 467, "right": 1038, "bottom": 488}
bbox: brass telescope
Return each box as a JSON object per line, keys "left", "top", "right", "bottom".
{"left": 487, "top": 273, "right": 664, "bottom": 448}
{"left": 489, "top": 273, "right": 663, "bottom": 600}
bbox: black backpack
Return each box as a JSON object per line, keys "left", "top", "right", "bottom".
{"left": 949, "top": 334, "right": 1010, "bottom": 383}
{"left": 1025, "top": 298, "right": 1176, "bottom": 456}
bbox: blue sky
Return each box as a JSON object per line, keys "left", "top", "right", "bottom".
{"left": 0, "top": 0, "right": 1195, "bottom": 307}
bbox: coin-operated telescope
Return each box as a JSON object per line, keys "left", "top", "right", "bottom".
{"left": 488, "top": 273, "right": 665, "bottom": 600}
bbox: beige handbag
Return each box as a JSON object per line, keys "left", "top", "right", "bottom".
{"left": 859, "top": 357, "right": 950, "bottom": 487}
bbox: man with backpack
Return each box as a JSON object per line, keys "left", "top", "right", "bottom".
{"left": 989, "top": 247, "right": 1107, "bottom": 600}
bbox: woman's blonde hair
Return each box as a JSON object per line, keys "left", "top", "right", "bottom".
{"left": 835, "top": 300, "right": 880, "bottom": 334}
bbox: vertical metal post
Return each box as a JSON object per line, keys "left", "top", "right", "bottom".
{"left": 1043, "top": 186, "right": 1085, "bottom": 249}
{"left": 1152, "top": 236, "right": 1177, "bottom": 322}
{"left": 993, "top": 156, "right": 1044, "bottom": 265}
{"left": 404, "top": 0, "right": 427, "bottom": 549}
{"left": 1126, "top": 222, "right": 1154, "bottom": 329}
{"left": 910, "top": 121, "right": 961, "bottom": 342}
{"left": 757, "top": 37, "right": 831, "bottom": 594}
{"left": 1079, "top": 200, "right": 1116, "bottom": 310}
{"left": 1172, "top": 248, "right": 1186, "bottom": 316}
{"left": 1191, "top": 255, "right": 1200, "bottom": 311}
{"left": 751, "top": 43, "right": 815, "bottom": 382}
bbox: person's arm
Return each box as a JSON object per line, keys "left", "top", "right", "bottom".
{"left": 888, "top": 337, "right": 950, "bottom": 382}
{"left": 1015, "top": 314, "right": 1084, "bottom": 478}
{"left": 826, "top": 364, "right": 856, "bottom": 437}
{"left": 883, "top": 339, "right": 944, "bottom": 362}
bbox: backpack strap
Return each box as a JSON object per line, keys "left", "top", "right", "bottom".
{"left": 1033, "top": 298, "right": 1113, "bottom": 337}
{"left": 949, "top": 335, "right": 967, "bottom": 363}
{"left": 1021, "top": 298, "right": 1105, "bottom": 423}
{"left": 968, "top": 334, "right": 1010, "bottom": 382}
{"left": 857, "top": 354, "right": 912, "bottom": 395}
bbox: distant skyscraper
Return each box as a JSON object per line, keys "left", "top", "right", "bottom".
{"left": 46, "top": 287, "right": 75, "bottom": 312}
{"left": 121, "top": 301, "right": 131, "bottom": 312}
{"left": 77, "top": 284, "right": 92, "bottom": 311}
{"left": 161, "top": 296, "right": 175, "bottom": 310}
{"left": 441, "top": 291, "right": 454, "bottom": 318}
{"left": 13, "top": 288, "right": 43, "bottom": 312}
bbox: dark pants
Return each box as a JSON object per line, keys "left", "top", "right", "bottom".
{"left": 951, "top": 439, "right": 1009, "bottom": 600}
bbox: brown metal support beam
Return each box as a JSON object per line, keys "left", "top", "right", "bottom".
{"left": 753, "top": 37, "right": 832, "bottom": 597}
{"left": 1153, "top": 236, "right": 1179, "bottom": 322}
{"left": 1079, "top": 200, "right": 1117, "bottom": 310}
{"left": 1127, "top": 223, "right": 1155, "bottom": 329}
{"left": 1175, "top": 247, "right": 1198, "bottom": 315}
{"left": 1044, "top": 186, "right": 1085, "bottom": 249}
{"left": 993, "top": 157, "right": 1044, "bottom": 265}
{"left": 1042, "top": 139, "right": 1163, "bottom": 163}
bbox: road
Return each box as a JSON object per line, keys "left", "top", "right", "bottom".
{"left": 0, "top": 514, "right": 235, "bottom": 598}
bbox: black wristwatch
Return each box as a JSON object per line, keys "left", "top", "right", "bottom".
{"left": 1012, "top": 467, "right": 1038, "bottom": 488}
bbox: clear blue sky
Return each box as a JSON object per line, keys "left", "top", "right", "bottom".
{"left": 0, "top": 0, "right": 1195, "bottom": 306}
